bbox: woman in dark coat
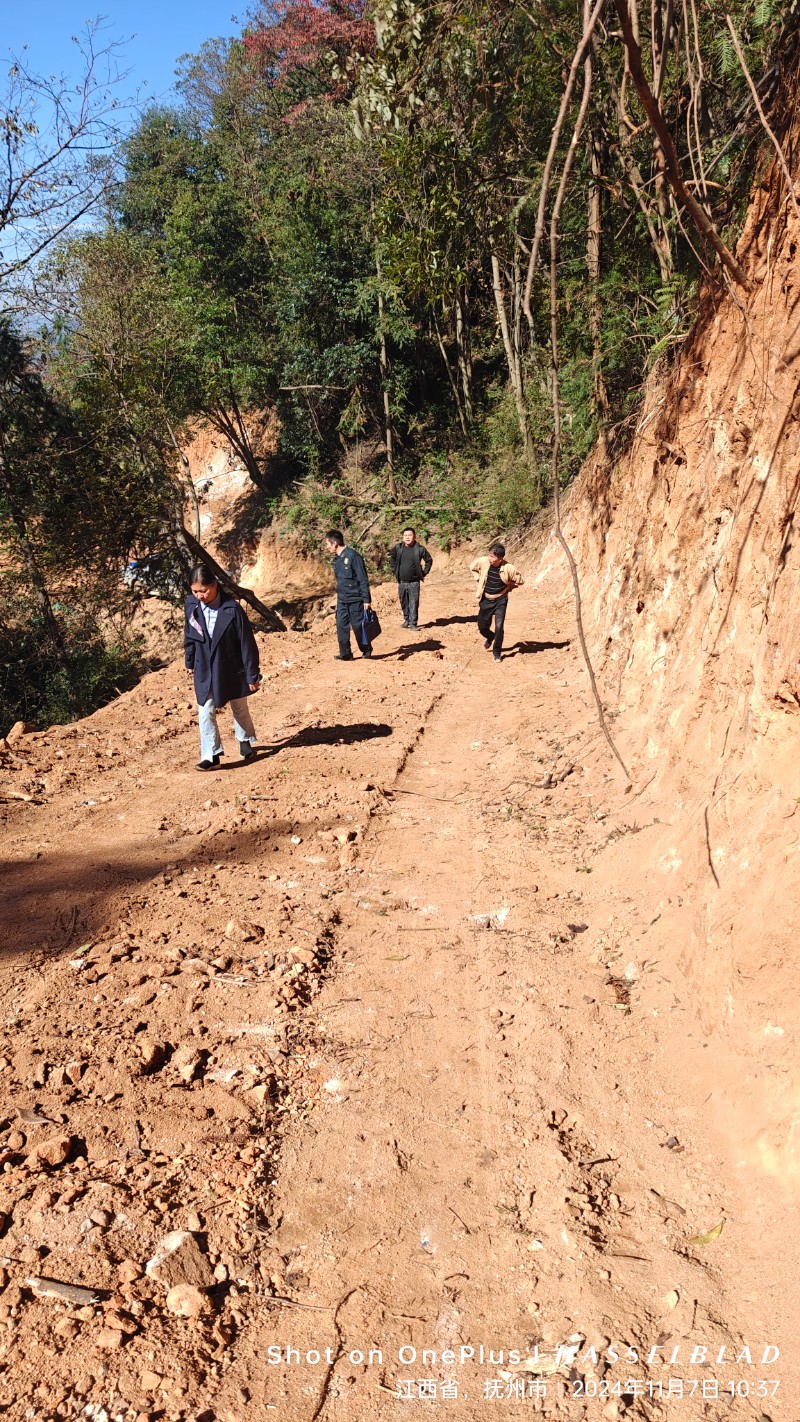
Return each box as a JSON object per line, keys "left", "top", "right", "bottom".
{"left": 184, "top": 564, "right": 261, "bottom": 770}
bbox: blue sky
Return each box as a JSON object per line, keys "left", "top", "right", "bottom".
{"left": 2, "top": 2, "right": 244, "bottom": 112}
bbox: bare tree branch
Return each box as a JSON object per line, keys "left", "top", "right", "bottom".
{"left": 0, "top": 20, "right": 133, "bottom": 292}
{"left": 522, "top": 0, "right": 608, "bottom": 332}
{"left": 606, "top": 63, "right": 673, "bottom": 281}
{"left": 725, "top": 13, "right": 800, "bottom": 226}
{"left": 613, "top": 0, "right": 752, "bottom": 289}
{"left": 549, "top": 2, "right": 631, "bottom": 783}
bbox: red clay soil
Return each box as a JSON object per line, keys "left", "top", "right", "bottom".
{"left": 0, "top": 565, "right": 794, "bottom": 1422}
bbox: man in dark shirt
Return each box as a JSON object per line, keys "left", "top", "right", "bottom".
{"left": 486, "top": 562, "right": 505, "bottom": 596}
{"left": 388, "top": 527, "right": 433, "bottom": 631}
{"left": 324, "top": 530, "right": 373, "bottom": 661}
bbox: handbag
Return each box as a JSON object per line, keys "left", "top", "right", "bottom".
{"left": 362, "top": 608, "right": 382, "bottom": 644}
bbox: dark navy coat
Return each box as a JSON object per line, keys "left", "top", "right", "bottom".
{"left": 332, "top": 545, "right": 371, "bottom": 603}
{"left": 184, "top": 592, "right": 260, "bottom": 707}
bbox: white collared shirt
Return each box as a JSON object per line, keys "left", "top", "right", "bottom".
{"left": 200, "top": 594, "right": 222, "bottom": 638}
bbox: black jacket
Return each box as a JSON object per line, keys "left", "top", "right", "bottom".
{"left": 332, "top": 546, "right": 371, "bottom": 603}
{"left": 389, "top": 541, "right": 432, "bottom": 583}
{"left": 184, "top": 592, "right": 260, "bottom": 707}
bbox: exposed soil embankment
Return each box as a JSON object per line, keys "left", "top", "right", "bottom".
{"left": 536, "top": 146, "right": 800, "bottom": 1278}
{"left": 181, "top": 420, "right": 332, "bottom": 620}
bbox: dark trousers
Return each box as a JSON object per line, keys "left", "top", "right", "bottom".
{"left": 478, "top": 594, "right": 508, "bottom": 654}
{"left": 398, "top": 580, "right": 421, "bottom": 627}
{"left": 336, "top": 597, "right": 370, "bottom": 657}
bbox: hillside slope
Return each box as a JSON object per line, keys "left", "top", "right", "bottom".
{"left": 535, "top": 129, "right": 800, "bottom": 1316}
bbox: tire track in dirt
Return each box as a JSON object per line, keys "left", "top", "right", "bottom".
{"left": 0, "top": 575, "right": 789, "bottom": 1421}
{"left": 0, "top": 590, "right": 468, "bottom": 1420}
{"left": 228, "top": 585, "right": 771, "bottom": 1421}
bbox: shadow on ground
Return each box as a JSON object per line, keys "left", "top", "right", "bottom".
{"left": 375, "top": 640, "right": 444, "bottom": 661}
{"left": 260, "top": 721, "right": 392, "bottom": 754}
{"left": 506, "top": 639, "right": 571, "bottom": 656}
{"left": 0, "top": 820, "right": 308, "bottom": 960}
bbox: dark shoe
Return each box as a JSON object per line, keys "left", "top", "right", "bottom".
{"left": 334, "top": 653, "right": 354, "bottom": 661}
{"left": 401, "top": 620, "right": 409, "bottom": 628}
{"left": 483, "top": 637, "right": 493, "bottom": 650}
{"left": 195, "top": 754, "right": 221, "bottom": 771}
{"left": 493, "top": 653, "right": 502, "bottom": 662}
{"left": 409, "top": 625, "right": 419, "bottom": 631}
{"left": 238, "top": 740, "right": 255, "bottom": 761}
{"left": 361, "top": 649, "right": 373, "bottom": 658}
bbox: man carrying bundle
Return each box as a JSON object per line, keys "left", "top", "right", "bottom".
{"left": 470, "top": 542, "right": 524, "bottom": 662}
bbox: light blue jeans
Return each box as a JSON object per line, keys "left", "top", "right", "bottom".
{"left": 198, "top": 696, "right": 257, "bottom": 761}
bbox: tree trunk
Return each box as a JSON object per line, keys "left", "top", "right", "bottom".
{"left": 512, "top": 242, "right": 524, "bottom": 373}
{"left": 433, "top": 312, "right": 469, "bottom": 435}
{"left": 12, "top": 510, "right": 68, "bottom": 660}
{"left": 491, "top": 248, "right": 533, "bottom": 458}
{"left": 547, "top": 0, "right": 631, "bottom": 784}
{"left": 376, "top": 267, "right": 396, "bottom": 497}
{"left": 0, "top": 452, "right": 68, "bottom": 663}
{"left": 651, "top": 0, "right": 674, "bottom": 99}
{"left": 587, "top": 131, "right": 610, "bottom": 436}
{"left": 170, "top": 497, "right": 285, "bottom": 631}
{"left": 522, "top": 0, "right": 608, "bottom": 332}
{"left": 203, "top": 400, "right": 267, "bottom": 489}
{"left": 652, "top": 142, "right": 673, "bottom": 276}
{"left": 649, "top": 3, "right": 676, "bottom": 274}
{"left": 165, "top": 419, "right": 201, "bottom": 542}
{"left": 613, "top": 68, "right": 674, "bottom": 283}
{"left": 455, "top": 289, "right": 473, "bottom": 426}
{"left": 613, "top": 0, "right": 751, "bottom": 289}
{"left": 372, "top": 193, "right": 396, "bottom": 497}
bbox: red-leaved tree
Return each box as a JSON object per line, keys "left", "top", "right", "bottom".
{"left": 244, "top": 1, "right": 374, "bottom": 103}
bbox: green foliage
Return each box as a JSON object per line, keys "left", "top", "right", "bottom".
{"left": 1, "top": 0, "right": 793, "bottom": 736}
{"left": 0, "top": 316, "right": 170, "bottom": 736}
{"left": 425, "top": 366, "right": 575, "bottom": 539}
{"left": 0, "top": 580, "right": 144, "bottom": 731}
{"left": 55, "top": 0, "right": 794, "bottom": 539}
{"left": 274, "top": 479, "right": 355, "bottom": 543}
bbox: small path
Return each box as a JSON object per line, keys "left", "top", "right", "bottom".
{"left": 0, "top": 573, "right": 789, "bottom": 1421}
{"left": 232, "top": 583, "right": 762, "bottom": 1421}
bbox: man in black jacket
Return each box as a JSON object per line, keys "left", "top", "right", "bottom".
{"left": 325, "top": 530, "right": 373, "bottom": 661}
{"left": 388, "top": 527, "right": 432, "bottom": 631}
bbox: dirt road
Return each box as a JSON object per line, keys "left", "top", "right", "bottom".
{"left": 0, "top": 569, "right": 792, "bottom": 1421}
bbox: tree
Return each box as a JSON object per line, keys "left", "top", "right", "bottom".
{"left": 0, "top": 322, "right": 70, "bottom": 657}
{"left": 0, "top": 317, "right": 170, "bottom": 730}
{"left": 116, "top": 107, "right": 278, "bottom": 487}
{"left": 243, "top": 0, "right": 374, "bottom": 105}
{"left": 45, "top": 229, "right": 285, "bottom": 627}
{"left": 242, "top": 2, "right": 406, "bottom": 484}
{"left": 0, "top": 20, "right": 131, "bottom": 297}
